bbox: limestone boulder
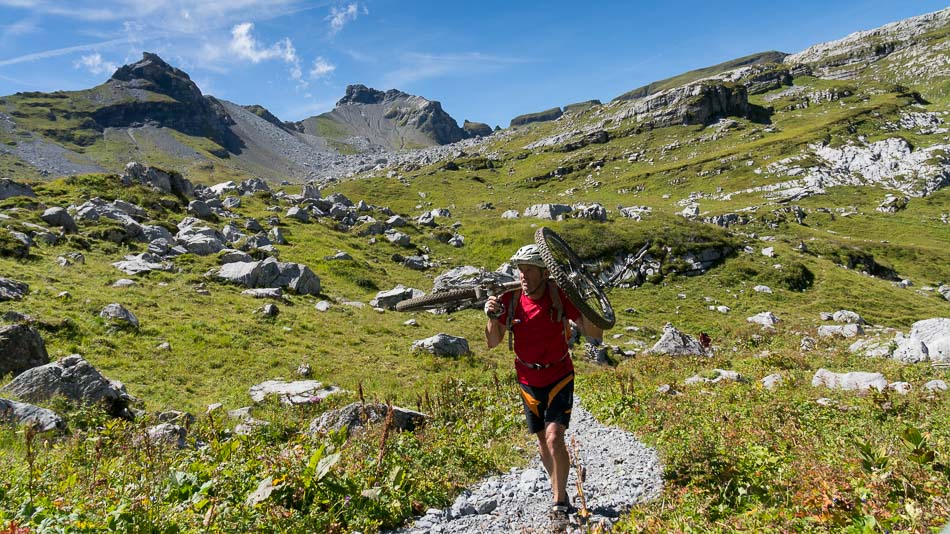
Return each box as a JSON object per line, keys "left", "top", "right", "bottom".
{"left": 0, "top": 355, "right": 136, "bottom": 418}
{"left": 523, "top": 204, "right": 572, "bottom": 220}
{"left": 412, "top": 333, "right": 471, "bottom": 357}
{"left": 646, "top": 323, "right": 707, "bottom": 356}
{"left": 812, "top": 368, "right": 887, "bottom": 392}
{"left": 0, "top": 277, "right": 28, "bottom": 302}
{"left": 41, "top": 207, "right": 78, "bottom": 233}
{"left": 249, "top": 380, "right": 343, "bottom": 405}
{"left": 0, "top": 179, "right": 35, "bottom": 200}
{"left": 99, "top": 303, "right": 139, "bottom": 329}
{"left": 370, "top": 285, "right": 423, "bottom": 310}
{"left": 308, "top": 402, "right": 428, "bottom": 435}
{"left": 0, "top": 398, "right": 64, "bottom": 432}
{"left": 0, "top": 324, "right": 49, "bottom": 378}
{"left": 747, "top": 312, "right": 780, "bottom": 327}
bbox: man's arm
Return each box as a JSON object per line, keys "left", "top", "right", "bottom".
{"left": 484, "top": 295, "right": 505, "bottom": 348}
{"left": 575, "top": 314, "right": 603, "bottom": 342}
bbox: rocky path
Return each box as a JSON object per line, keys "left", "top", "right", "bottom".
{"left": 389, "top": 398, "right": 663, "bottom": 533}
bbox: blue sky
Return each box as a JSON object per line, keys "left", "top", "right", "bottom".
{"left": 0, "top": 1, "right": 946, "bottom": 127}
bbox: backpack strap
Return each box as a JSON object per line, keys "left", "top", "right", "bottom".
{"left": 547, "top": 281, "right": 571, "bottom": 345}
{"left": 505, "top": 289, "right": 521, "bottom": 351}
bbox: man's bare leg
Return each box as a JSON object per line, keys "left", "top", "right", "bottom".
{"left": 537, "top": 423, "right": 570, "bottom": 504}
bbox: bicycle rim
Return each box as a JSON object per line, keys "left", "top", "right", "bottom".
{"left": 534, "top": 227, "right": 615, "bottom": 329}
{"left": 394, "top": 287, "right": 480, "bottom": 312}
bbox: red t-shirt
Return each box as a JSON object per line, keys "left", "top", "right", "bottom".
{"left": 507, "top": 285, "right": 581, "bottom": 387}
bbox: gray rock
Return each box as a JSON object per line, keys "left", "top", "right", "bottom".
{"left": 249, "top": 380, "right": 343, "bottom": 405}
{"left": 111, "top": 278, "right": 137, "bottom": 288}
{"left": 888, "top": 382, "right": 912, "bottom": 395}
{"left": 572, "top": 203, "right": 607, "bottom": 221}
{"left": 832, "top": 310, "right": 865, "bottom": 324}
{"left": 523, "top": 203, "right": 572, "bottom": 220}
{"left": 501, "top": 210, "right": 520, "bottom": 219}
{"left": 302, "top": 183, "right": 321, "bottom": 199}
{"left": 261, "top": 303, "right": 279, "bottom": 317}
{"left": 412, "top": 333, "right": 471, "bottom": 357}
{"left": 123, "top": 162, "right": 194, "bottom": 197}
{"left": 938, "top": 285, "right": 950, "bottom": 301}
{"left": 761, "top": 373, "right": 783, "bottom": 390}
{"left": 141, "top": 423, "right": 186, "bottom": 449}
{"left": 212, "top": 257, "right": 321, "bottom": 296}
{"left": 0, "top": 324, "right": 49, "bottom": 377}
{"left": 287, "top": 206, "right": 309, "bottom": 223}
{"left": 315, "top": 301, "right": 331, "bottom": 312}
{"left": 818, "top": 324, "right": 864, "bottom": 338}
{"left": 800, "top": 336, "right": 817, "bottom": 352}
{"left": 242, "top": 288, "right": 283, "bottom": 299}
{"left": 0, "top": 278, "right": 28, "bottom": 301}
{"left": 385, "top": 230, "right": 412, "bottom": 247}
{"left": 325, "top": 251, "right": 352, "bottom": 261}
{"left": 753, "top": 285, "right": 773, "bottom": 294}
{"left": 0, "top": 179, "right": 35, "bottom": 200}
{"left": 448, "top": 234, "right": 465, "bottom": 247}
{"left": 0, "top": 354, "right": 135, "bottom": 417}
{"left": 645, "top": 323, "right": 706, "bottom": 356}
{"left": 811, "top": 368, "right": 887, "bottom": 392}
{"left": 187, "top": 200, "right": 213, "bottom": 219}
{"left": 747, "top": 311, "right": 780, "bottom": 327}
{"left": 0, "top": 397, "right": 64, "bottom": 432}
{"left": 925, "top": 380, "right": 947, "bottom": 392}
{"left": 41, "top": 207, "right": 78, "bottom": 233}
{"left": 684, "top": 369, "right": 742, "bottom": 385}
{"left": 219, "top": 249, "right": 253, "bottom": 264}
{"left": 308, "top": 402, "right": 428, "bottom": 434}
{"left": 112, "top": 253, "right": 174, "bottom": 275}
{"left": 370, "top": 285, "right": 423, "bottom": 310}
{"left": 268, "top": 227, "right": 288, "bottom": 245}
{"left": 99, "top": 303, "right": 139, "bottom": 329}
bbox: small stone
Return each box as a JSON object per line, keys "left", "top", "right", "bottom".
{"left": 315, "top": 301, "right": 330, "bottom": 312}
{"left": 262, "top": 304, "right": 279, "bottom": 317}
{"left": 297, "top": 363, "right": 312, "bottom": 377}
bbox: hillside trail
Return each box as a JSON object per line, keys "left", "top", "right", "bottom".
{"left": 389, "top": 397, "right": 664, "bottom": 533}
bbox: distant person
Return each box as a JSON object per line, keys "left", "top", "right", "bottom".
{"left": 484, "top": 244, "right": 603, "bottom": 523}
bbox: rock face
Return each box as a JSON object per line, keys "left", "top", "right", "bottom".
{"left": 94, "top": 52, "right": 240, "bottom": 153}
{"left": 784, "top": 7, "right": 950, "bottom": 82}
{"left": 308, "top": 402, "right": 428, "bottom": 434}
{"left": 0, "top": 398, "right": 64, "bottom": 432}
{"left": 0, "top": 355, "right": 136, "bottom": 418}
{"left": 0, "top": 324, "right": 49, "bottom": 378}
{"left": 609, "top": 81, "right": 753, "bottom": 128}
{"left": 646, "top": 323, "right": 707, "bottom": 356}
{"left": 510, "top": 107, "right": 564, "bottom": 127}
{"left": 302, "top": 84, "right": 467, "bottom": 150}
{"left": 462, "top": 120, "right": 493, "bottom": 138}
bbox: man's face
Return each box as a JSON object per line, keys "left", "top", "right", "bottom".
{"left": 517, "top": 264, "right": 547, "bottom": 296}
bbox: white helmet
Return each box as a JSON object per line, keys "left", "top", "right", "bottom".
{"left": 510, "top": 244, "right": 546, "bottom": 268}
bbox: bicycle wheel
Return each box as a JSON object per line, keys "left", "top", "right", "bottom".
{"left": 394, "top": 287, "right": 480, "bottom": 312}
{"left": 534, "top": 227, "right": 615, "bottom": 329}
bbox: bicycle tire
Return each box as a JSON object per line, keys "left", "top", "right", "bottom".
{"left": 395, "top": 287, "right": 480, "bottom": 312}
{"left": 534, "top": 227, "right": 616, "bottom": 329}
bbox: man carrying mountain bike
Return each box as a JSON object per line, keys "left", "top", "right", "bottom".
{"left": 484, "top": 243, "right": 604, "bottom": 523}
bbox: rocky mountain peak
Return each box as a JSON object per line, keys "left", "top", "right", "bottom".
{"left": 110, "top": 52, "right": 204, "bottom": 103}
{"left": 337, "top": 84, "right": 412, "bottom": 106}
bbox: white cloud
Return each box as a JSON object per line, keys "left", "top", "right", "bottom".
{"left": 309, "top": 56, "right": 335, "bottom": 79}
{"left": 229, "top": 22, "right": 297, "bottom": 63}
{"left": 228, "top": 21, "right": 305, "bottom": 86}
{"left": 0, "top": 37, "right": 127, "bottom": 67}
{"left": 74, "top": 52, "right": 117, "bottom": 75}
{"left": 327, "top": 3, "right": 366, "bottom": 36}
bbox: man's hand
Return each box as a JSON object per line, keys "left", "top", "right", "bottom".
{"left": 484, "top": 295, "right": 504, "bottom": 319}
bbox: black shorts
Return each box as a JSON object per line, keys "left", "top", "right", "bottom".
{"left": 519, "top": 373, "right": 574, "bottom": 434}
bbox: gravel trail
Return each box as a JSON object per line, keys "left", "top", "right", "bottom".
{"left": 389, "top": 397, "right": 663, "bottom": 533}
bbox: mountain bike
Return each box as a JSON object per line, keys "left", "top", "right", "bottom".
{"left": 395, "top": 227, "right": 650, "bottom": 330}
